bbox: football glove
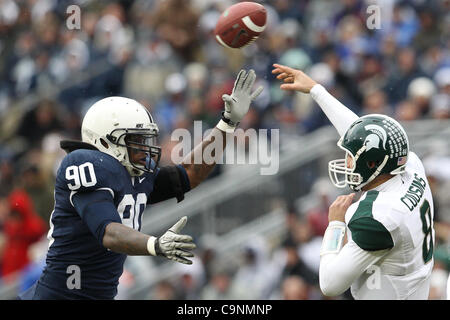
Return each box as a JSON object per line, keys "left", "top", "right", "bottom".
{"left": 221, "top": 69, "right": 263, "bottom": 127}
{"left": 147, "top": 216, "right": 196, "bottom": 265}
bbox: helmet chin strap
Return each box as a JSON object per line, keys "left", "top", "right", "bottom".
{"left": 352, "top": 155, "right": 390, "bottom": 191}
{"left": 145, "top": 155, "right": 156, "bottom": 172}
{"left": 125, "top": 161, "right": 143, "bottom": 177}
{"left": 125, "top": 154, "right": 156, "bottom": 177}
{"left": 129, "top": 167, "right": 144, "bottom": 177}
{"left": 122, "top": 152, "right": 143, "bottom": 177}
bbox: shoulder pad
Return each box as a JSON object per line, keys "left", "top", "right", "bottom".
{"left": 58, "top": 149, "right": 126, "bottom": 195}
{"left": 348, "top": 216, "right": 394, "bottom": 251}
{"left": 405, "top": 151, "right": 425, "bottom": 173}
{"left": 348, "top": 190, "right": 394, "bottom": 251}
{"left": 60, "top": 140, "right": 98, "bottom": 154}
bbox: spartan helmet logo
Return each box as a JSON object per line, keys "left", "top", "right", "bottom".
{"left": 364, "top": 124, "right": 387, "bottom": 151}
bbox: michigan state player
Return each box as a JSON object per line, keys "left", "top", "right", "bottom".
{"left": 273, "top": 63, "right": 434, "bottom": 299}
{"left": 19, "top": 69, "right": 263, "bottom": 299}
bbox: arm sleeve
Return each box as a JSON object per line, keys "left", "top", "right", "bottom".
{"left": 72, "top": 190, "right": 122, "bottom": 245}
{"left": 310, "top": 84, "right": 359, "bottom": 136}
{"left": 149, "top": 164, "right": 191, "bottom": 204}
{"left": 319, "top": 240, "right": 390, "bottom": 297}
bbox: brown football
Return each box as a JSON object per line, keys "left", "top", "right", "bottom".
{"left": 214, "top": 2, "right": 267, "bottom": 49}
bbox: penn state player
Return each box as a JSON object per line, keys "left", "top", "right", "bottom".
{"left": 19, "top": 69, "right": 263, "bottom": 299}
{"left": 273, "top": 64, "right": 435, "bottom": 299}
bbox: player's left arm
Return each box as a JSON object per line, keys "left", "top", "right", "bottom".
{"left": 72, "top": 190, "right": 196, "bottom": 263}
{"left": 103, "top": 216, "right": 196, "bottom": 265}
{"left": 181, "top": 69, "right": 263, "bottom": 188}
{"left": 180, "top": 128, "right": 227, "bottom": 189}
{"left": 320, "top": 239, "right": 391, "bottom": 296}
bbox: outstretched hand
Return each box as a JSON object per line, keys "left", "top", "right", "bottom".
{"left": 272, "top": 63, "right": 317, "bottom": 93}
{"left": 155, "top": 216, "right": 196, "bottom": 265}
{"left": 222, "top": 69, "right": 263, "bottom": 126}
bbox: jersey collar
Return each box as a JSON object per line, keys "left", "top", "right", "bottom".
{"left": 372, "top": 174, "right": 403, "bottom": 192}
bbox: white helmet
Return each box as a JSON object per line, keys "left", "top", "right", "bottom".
{"left": 81, "top": 96, "right": 161, "bottom": 176}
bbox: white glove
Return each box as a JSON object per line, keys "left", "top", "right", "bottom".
{"left": 217, "top": 69, "right": 263, "bottom": 132}
{"left": 147, "top": 216, "right": 196, "bottom": 265}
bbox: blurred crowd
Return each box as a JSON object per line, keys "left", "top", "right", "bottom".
{"left": 0, "top": 0, "right": 449, "bottom": 299}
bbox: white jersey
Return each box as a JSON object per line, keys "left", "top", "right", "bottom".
{"left": 344, "top": 151, "right": 434, "bottom": 299}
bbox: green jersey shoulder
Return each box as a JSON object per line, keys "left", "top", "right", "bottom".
{"left": 345, "top": 191, "right": 394, "bottom": 251}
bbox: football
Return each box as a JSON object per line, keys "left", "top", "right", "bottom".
{"left": 214, "top": 2, "right": 267, "bottom": 49}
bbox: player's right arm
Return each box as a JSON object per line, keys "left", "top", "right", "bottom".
{"left": 64, "top": 153, "right": 195, "bottom": 264}
{"left": 272, "top": 63, "right": 359, "bottom": 136}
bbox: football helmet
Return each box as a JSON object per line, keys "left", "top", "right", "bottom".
{"left": 81, "top": 96, "right": 161, "bottom": 176}
{"left": 328, "top": 114, "right": 409, "bottom": 191}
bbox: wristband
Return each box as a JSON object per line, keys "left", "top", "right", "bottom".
{"left": 216, "top": 119, "right": 236, "bottom": 133}
{"left": 221, "top": 111, "right": 239, "bottom": 126}
{"left": 320, "top": 221, "right": 346, "bottom": 256}
{"left": 147, "top": 236, "right": 157, "bottom": 256}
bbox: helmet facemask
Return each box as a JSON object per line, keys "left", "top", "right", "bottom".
{"left": 328, "top": 137, "right": 364, "bottom": 190}
{"left": 106, "top": 127, "right": 161, "bottom": 176}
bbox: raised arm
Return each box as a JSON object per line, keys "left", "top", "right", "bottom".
{"left": 181, "top": 128, "right": 226, "bottom": 189}
{"left": 272, "top": 63, "right": 358, "bottom": 136}
{"left": 181, "top": 69, "right": 263, "bottom": 188}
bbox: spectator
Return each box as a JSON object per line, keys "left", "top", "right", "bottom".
{"left": 361, "top": 89, "right": 393, "bottom": 116}
{"left": 149, "top": 280, "right": 178, "bottom": 300}
{"left": 175, "top": 256, "right": 206, "bottom": 300}
{"left": 412, "top": 8, "right": 442, "bottom": 54}
{"left": 305, "top": 178, "right": 336, "bottom": 237}
{"left": 387, "top": 3, "right": 419, "bottom": 48}
{"left": 154, "top": 72, "right": 189, "bottom": 136}
{"left": 384, "top": 48, "right": 425, "bottom": 104}
{"left": 18, "top": 236, "right": 48, "bottom": 293}
{"left": 395, "top": 100, "right": 421, "bottom": 121}
{"left": 0, "top": 189, "right": 45, "bottom": 279}
{"left": 0, "top": 159, "right": 15, "bottom": 196}
{"left": 281, "top": 275, "right": 310, "bottom": 300}
{"left": 19, "top": 164, "right": 54, "bottom": 227}
{"left": 200, "top": 269, "right": 234, "bottom": 300}
{"left": 434, "top": 67, "right": 450, "bottom": 94}
{"left": 407, "top": 77, "right": 436, "bottom": 117}
{"left": 0, "top": 195, "right": 9, "bottom": 258}
{"left": 278, "top": 237, "right": 318, "bottom": 286}
{"left": 152, "top": 0, "right": 201, "bottom": 62}
{"left": 16, "top": 99, "right": 63, "bottom": 147}
{"left": 356, "top": 54, "right": 386, "bottom": 95}
{"left": 420, "top": 46, "right": 448, "bottom": 76}
{"left": 229, "top": 236, "right": 277, "bottom": 299}
{"left": 430, "top": 94, "right": 450, "bottom": 120}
